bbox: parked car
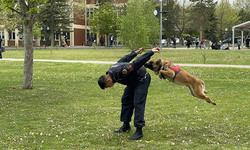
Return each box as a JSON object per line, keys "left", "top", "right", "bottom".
{"left": 161, "top": 39, "right": 168, "bottom": 45}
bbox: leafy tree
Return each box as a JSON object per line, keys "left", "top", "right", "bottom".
{"left": 32, "top": 22, "right": 42, "bottom": 46}
{"left": 189, "top": 0, "right": 217, "bottom": 41}
{"left": 174, "top": 0, "right": 189, "bottom": 45}
{"left": 119, "top": 0, "right": 159, "bottom": 50}
{"left": 203, "top": 8, "right": 219, "bottom": 42}
{"left": 162, "top": 0, "right": 180, "bottom": 45}
{"left": 88, "top": 2, "right": 119, "bottom": 38}
{"left": 215, "top": 0, "right": 240, "bottom": 40}
{"left": 234, "top": 0, "right": 250, "bottom": 23}
{"left": 1, "top": 0, "right": 56, "bottom": 89}
{"left": 39, "top": 0, "right": 74, "bottom": 46}
{"left": 0, "top": 4, "right": 21, "bottom": 46}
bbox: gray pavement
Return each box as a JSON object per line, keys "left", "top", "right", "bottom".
{"left": 1, "top": 58, "right": 250, "bottom": 68}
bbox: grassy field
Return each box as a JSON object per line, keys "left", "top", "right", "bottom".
{"left": 0, "top": 49, "right": 250, "bottom": 149}
{"left": 3, "top": 48, "right": 250, "bottom": 65}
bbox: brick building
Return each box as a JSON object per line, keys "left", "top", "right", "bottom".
{"left": 0, "top": 0, "right": 128, "bottom": 47}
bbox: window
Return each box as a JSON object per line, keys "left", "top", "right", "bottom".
{"left": 19, "top": 34, "right": 23, "bottom": 40}
{"left": 55, "top": 33, "right": 59, "bottom": 40}
{"left": 87, "top": 8, "right": 94, "bottom": 18}
{"left": 9, "top": 31, "right": 15, "bottom": 40}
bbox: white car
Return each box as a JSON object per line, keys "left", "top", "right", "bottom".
{"left": 161, "top": 39, "right": 168, "bottom": 45}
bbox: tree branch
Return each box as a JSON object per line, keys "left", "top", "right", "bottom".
{"left": 33, "top": 0, "right": 56, "bottom": 23}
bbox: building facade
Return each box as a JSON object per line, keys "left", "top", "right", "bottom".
{"left": 0, "top": 0, "right": 128, "bottom": 47}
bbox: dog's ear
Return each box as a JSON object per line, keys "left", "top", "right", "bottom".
{"left": 156, "top": 59, "right": 161, "bottom": 65}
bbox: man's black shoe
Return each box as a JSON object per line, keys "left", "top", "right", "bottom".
{"left": 114, "top": 123, "right": 131, "bottom": 133}
{"left": 129, "top": 127, "right": 143, "bottom": 140}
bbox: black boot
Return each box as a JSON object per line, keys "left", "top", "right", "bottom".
{"left": 114, "top": 122, "right": 131, "bottom": 133}
{"left": 129, "top": 127, "right": 143, "bottom": 140}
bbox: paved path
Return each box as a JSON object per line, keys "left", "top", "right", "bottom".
{"left": 2, "top": 58, "right": 250, "bottom": 68}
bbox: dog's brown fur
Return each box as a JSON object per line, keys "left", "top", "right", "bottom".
{"left": 144, "top": 59, "right": 216, "bottom": 105}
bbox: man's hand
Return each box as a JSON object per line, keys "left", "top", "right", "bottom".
{"left": 152, "top": 47, "right": 161, "bottom": 53}
{"left": 135, "top": 47, "right": 144, "bottom": 55}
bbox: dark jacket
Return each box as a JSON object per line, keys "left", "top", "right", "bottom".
{"left": 106, "top": 51, "right": 154, "bottom": 87}
{"left": 0, "top": 37, "right": 2, "bottom": 48}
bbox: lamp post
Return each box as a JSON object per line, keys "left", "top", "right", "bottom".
{"left": 160, "top": 0, "right": 162, "bottom": 52}
{"left": 155, "top": 0, "right": 167, "bottom": 52}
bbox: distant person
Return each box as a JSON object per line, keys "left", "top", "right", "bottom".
{"left": 65, "top": 35, "right": 69, "bottom": 47}
{"left": 202, "top": 39, "right": 206, "bottom": 49}
{"left": 222, "top": 43, "right": 229, "bottom": 50}
{"left": 237, "top": 38, "right": 241, "bottom": 50}
{"left": 186, "top": 37, "right": 191, "bottom": 49}
{"left": 172, "top": 37, "right": 176, "bottom": 48}
{"left": 110, "top": 35, "right": 114, "bottom": 47}
{"left": 246, "top": 38, "right": 250, "bottom": 47}
{"left": 62, "top": 36, "right": 67, "bottom": 47}
{"left": 211, "top": 43, "right": 220, "bottom": 50}
{"left": 211, "top": 37, "right": 214, "bottom": 44}
{"left": 195, "top": 37, "right": 199, "bottom": 49}
{"left": 88, "top": 36, "right": 93, "bottom": 47}
{"left": 0, "top": 36, "right": 2, "bottom": 59}
{"left": 100, "top": 36, "right": 105, "bottom": 47}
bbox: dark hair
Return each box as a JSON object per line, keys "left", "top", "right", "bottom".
{"left": 98, "top": 75, "right": 106, "bottom": 90}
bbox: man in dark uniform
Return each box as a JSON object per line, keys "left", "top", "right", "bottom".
{"left": 98, "top": 47, "right": 160, "bottom": 140}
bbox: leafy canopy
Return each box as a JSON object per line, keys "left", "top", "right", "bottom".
{"left": 88, "top": 2, "right": 119, "bottom": 37}
{"left": 119, "top": 0, "right": 159, "bottom": 50}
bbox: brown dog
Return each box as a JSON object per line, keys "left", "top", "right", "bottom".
{"left": 144, "top": 59, "right": 216, "bottom": 105}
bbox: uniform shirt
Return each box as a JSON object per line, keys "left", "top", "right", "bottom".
{"left": 106, "top": 50, "right": 154, "bottom": 87}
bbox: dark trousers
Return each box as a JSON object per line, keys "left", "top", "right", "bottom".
{"left": 238, "top": 45, "right": 240, "bottom": 50}
{"left": 120, "top": 73, "right": 151, "bottom": 128}
{"left": 110, "top": 41, "right": 113, "bottom": 47}
{"left": 195, "top": 42, "right": 199, "bottom": 49}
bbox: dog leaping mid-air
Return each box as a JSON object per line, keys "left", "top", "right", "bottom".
{"left": 144, "top": 59, "right": 216, "bottom": 105}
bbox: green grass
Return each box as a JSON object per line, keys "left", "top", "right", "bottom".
{"left": 0, "top": 49, "right": 250, "bottom": 149}
{"left": 4, "top": 48, "right": 250, "bottom": 65}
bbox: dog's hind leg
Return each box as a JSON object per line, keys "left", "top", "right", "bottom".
{"left": 192, "top": 84, "right": 216, "bottom": 105}
{"left": 186, "top": 85, "right": 195, "bottom": 97}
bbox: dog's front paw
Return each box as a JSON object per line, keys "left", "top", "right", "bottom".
{"left": 159, "top": 74, "right": 163, "bottom": 79}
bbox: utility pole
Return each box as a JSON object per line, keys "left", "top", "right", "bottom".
{"left": 160, "top": 0, "right": 162, "bottom": 52}
{"left": 156, "top": 0, "right": 167, "bottom": 52}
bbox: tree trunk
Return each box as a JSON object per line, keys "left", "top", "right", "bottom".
{"left": 51, "top": 30, "right": 54, "bottom": 46}
{"left": 23, "top": 23, "right": 34, "bottom": 89}
{"left": 200, "top": 25, "right": 202, "bottom": 43}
